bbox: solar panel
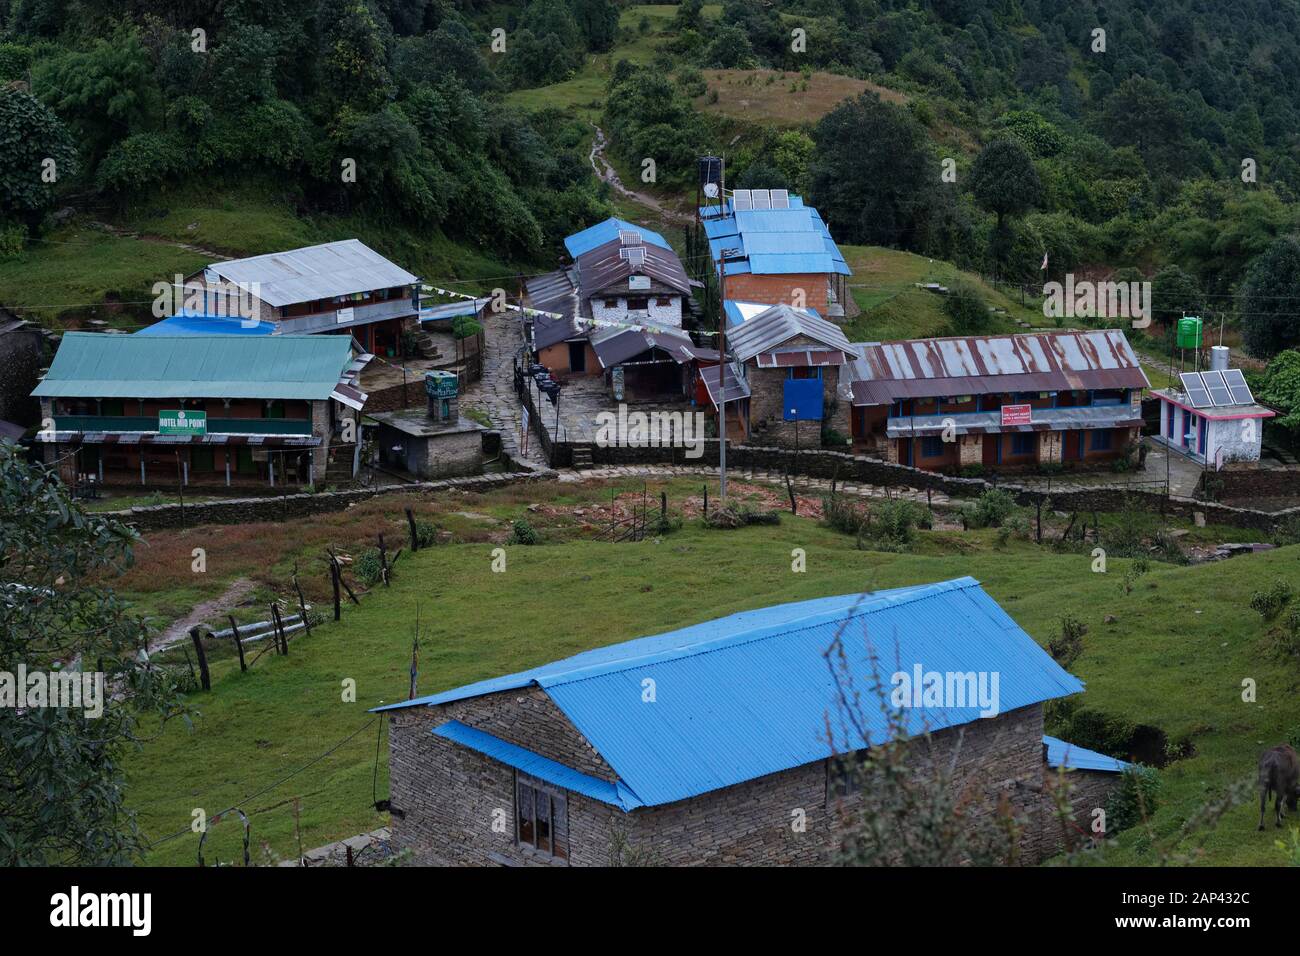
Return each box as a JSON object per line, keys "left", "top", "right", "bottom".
{"left": 732, "top": 189, "right": 753, "bottom": 211}
{"left": 618, "top": 230, "right": 643, "bottom": 246}
{"left": 1201, "top": 370, "right": 1233, "bottom": 406}
{"left": 1222, "top": 368, "right": 1255, "bottom": 405}
{"left": 1180, "top": 372, "right": 1212, "bottom": 408}
{"left": 752, "top": 189, "right": 771, "bottom": 209}
{"left": 625, "top": 247, "right": 645, "bottom": 268}
{"left": 770, "top": 189, "right": 789, "bottom": 209}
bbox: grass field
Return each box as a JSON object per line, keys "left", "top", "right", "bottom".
{"left": 694, "top": 68, "right": 906, "bottom": 127}
{"left": 115, "top": 476, "right": 1300, "bottom": 866}
{"left": 839, "top": 244, "right": 1045, "bottom": 341}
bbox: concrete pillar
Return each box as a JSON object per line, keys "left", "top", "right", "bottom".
{"left": 225, "top": 449, "right": 231, "bottom": 487}
{"left": 269, "top": 454, "right": 275, "bottom": 487}
{"left": 140, "top": 455, "right": 146, "bottom": 485}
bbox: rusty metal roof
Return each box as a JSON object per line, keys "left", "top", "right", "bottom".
{"left": 846, "top": 331, "right": 1150, "bottom": 406}
{"left": 575, "top": 237, "right": 691, "bottom": 299}
{"left": 698, "top": 361, "right": 751, "bottom": 405}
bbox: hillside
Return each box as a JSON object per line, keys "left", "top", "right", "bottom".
{"left": 110, "top": 476, "right": 1300, "bottom": 866}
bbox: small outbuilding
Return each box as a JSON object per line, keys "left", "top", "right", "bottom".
{"left": 369, "top": 370, "right": 485, "bottom": 479}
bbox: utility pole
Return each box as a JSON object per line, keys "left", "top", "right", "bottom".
{"left": 717, "top": 244, "right": 743, "bottom": 503}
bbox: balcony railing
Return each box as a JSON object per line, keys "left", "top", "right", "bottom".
{"left": 53, "top": 416, "right": 313, "bottom": 435}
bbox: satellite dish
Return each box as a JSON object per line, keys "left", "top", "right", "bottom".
{"left": 703, "top": 182, "right": 719, "bottom": 198}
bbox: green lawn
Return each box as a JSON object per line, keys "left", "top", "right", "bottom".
{"left": 120, "top": 478, "right": 1300, "bottom": 866}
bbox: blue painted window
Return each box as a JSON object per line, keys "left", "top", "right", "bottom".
{"left": 921, "top": 436, "right": 945, "bottom": 458}
{"left": 1091, "top": 390, "right": 1126, "bottom": 406}
{"left": 1011, "top": 433, "right": 1036, "bottom": 456}
{"left": 1090, "top": 429, "right": 1113, "bottom": 451}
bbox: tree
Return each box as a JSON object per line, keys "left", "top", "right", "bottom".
{"left": 1256, "top": 350, "right": 1300, "bottom": 433}
{"left": 1149, "top": 264, "right": 1202, "bottom": 329}
{"left": 809, "top": 92, "right": 933, "bottom": 247}
{"left": 943, "top": 282, "right": 992, "bottom": 334}
{"left": 321, "top": 0, "right": 394, "bottom": 111}
{"left": 569, "top": 0, "right": 619, "bottom": 53}
{"left": 0, "top": 88, "right": 77, "bottom": 230}
{"left": 968, "top": 138, "right": 1041, "bottom": 270}
{"left": 0, "top": 447, "right": 190, "bottom": 865}
{"left": 1241, "top": 237, "right": 1300, "bottom": 357}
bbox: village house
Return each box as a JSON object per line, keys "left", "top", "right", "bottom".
{"left": 704, "top": 303, "right": 855, "bottom": 447}
{"left": 1150, "top": 351, "right": 1275, "bottom": 466}
{"left": 844, "top": 330, "right": 1151, "bottom": 472}
{"left": 525, "top": 219, "right": 698, "bottom": 402}
{"left": 378, "top": 577, "right": 1126, "bottom": 866}
{"left": 176, "top": 239, "right": 420, "bottom": 357}
{"left": 702, "top": 189, "right": 854, "bottom": 318}
{"left": 32, "top": 333, "right": 367, "bottom": 488}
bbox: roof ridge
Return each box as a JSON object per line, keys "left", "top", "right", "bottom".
{"left": 538, "top": 578, "right": 981, "bottom": 689}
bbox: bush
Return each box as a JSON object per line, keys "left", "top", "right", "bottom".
{"left": 1047, "top": 615, "right": 1087, "bottom": 667}
{"left": 1251, "top": 578, "right": 1295, "bottom": 621}
{"left": 1105, "top": 765, "right": 1161, "bottom": 833}
{"left": 820, "top": 426, "right": 850, "bottom": 447}
{"left": 872, "top": 499, "right": 925, "bottom": 545}
{"left": 705, "top": 503, "right": 781, "bottom": 528}
{"left": 509, "top": 518, "right": 540, "bottom": 545}
{"left": 355, "top": 547, "right": 384, "bottom": 585}
{"left": 822, "top": 493, "right": 868, "bottom": 536}
{"left": 969, "top": 488, "right": 1015, "bottom": 528}
{"left": 414, "top": 519, "right": 438, "bottom": 548}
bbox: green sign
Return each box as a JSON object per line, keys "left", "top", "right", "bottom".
{"left": 424, "top": 371, "right": 458, "bottom": 399}
{"left": 158, "top": 410, "right": 207, "bottom": 435}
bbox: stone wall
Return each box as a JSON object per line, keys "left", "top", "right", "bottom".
{"left": 101, "top": 468, "right": 556, "bottom": 531}
{"left": 1200, "top": 463, "right": 1300, "bottom": 502}
{"left": 385, "top": 697, "right": 1111, "bottom": 866}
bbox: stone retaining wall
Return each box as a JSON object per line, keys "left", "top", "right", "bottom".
{"left": 104, "top": 467, "right": 557, "bottom": 531}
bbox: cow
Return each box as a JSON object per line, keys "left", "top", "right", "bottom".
{"left": 1258, "top": 744, "right": 1300, "bottom": 830}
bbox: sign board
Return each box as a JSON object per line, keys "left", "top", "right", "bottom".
{"left": 628, "top": 275, "right": 651, "bottom": 291}
{"left": 424, "top": 370, "right": 458, "bottom": 399}
{"left": 336, "top": 306, "right": 354, "bottom": 325}
{"left": 158, "top": 410, "right": 206, "bottom": 435}
{"left": 1000, "top": 403, "right": 1032, "bottom": 427}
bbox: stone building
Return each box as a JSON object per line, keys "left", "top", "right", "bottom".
{"left": 844, "top": 330, "right": 1151, "bottom": 472}
{"left": 526, "top": 219, "right": 698, "bottom": 401}
{"left": 378, "top": 577, "right": 1127, "bottom": 866}
{"left": 177, "top": 239, "right": 420, "bottom": 357}
{"left": 701, "top": 189, "right": 854, "bottom": 318}
{"left": 32, "top": 333, "right": 366, "bottom": 488}
{"left": 711, "top": 303, "right": 855, "bottom": 448}
{"left": 369, "top": 370, "right": 485, "bottom": 479}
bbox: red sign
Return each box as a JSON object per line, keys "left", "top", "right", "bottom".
{"left": 1001, "top": 403, "right": 1032, "bottom": 427}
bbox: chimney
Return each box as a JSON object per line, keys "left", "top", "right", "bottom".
{"left": 424, "top": 370, "right": 458, "bottom": 423}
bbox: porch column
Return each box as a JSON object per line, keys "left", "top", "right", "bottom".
{"left": 183, "top": 454, "right": 189, "bottom": 486}
{"left": 225, "top": 449, "right": 231, "bottom": 487}
{"left": 269, "top": 453, "right": 275, "bottom": 487}
{"left": 140, "top": 454, "right": 146, "bottom": 486}
{"left": 98, "top": 458, "right": 103, "bottom": 483}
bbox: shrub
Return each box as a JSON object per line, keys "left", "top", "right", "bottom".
{"left": 414, "top": 519, "right": 438, "bottom": 548}
{"left": 705, "top": 503, "right": 780, "bottom": 528}
{"left": 354, "top": 547, "right": 384, "bottom": 585}
{"left": 822, "top": 493, "right": 868, "bottom": 536}
{"left": 820, "top": 426, "right": 850, "bottom": 447}
{"left": 1273, "top": 513, "right": 1300, "bottom": 546}
{"left": 1251, "top": 578, "right": 1295, "bottom": 621}
{"left": 872, "top": 499, "right": 925, "bottom": 545}
{"left": 1105, "top": 766, "right": 1161, "bottom": 833}
{"left": 509, "top": 518, "right": 540, "bottom": 545}
{"left": 970, "top": 488, "right": 1015, "bottom": 528}
{"left": 1047, "top": 615, "right": 1087, "bottom": 667}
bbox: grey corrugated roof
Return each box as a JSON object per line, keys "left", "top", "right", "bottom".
{"left": 886, "top": 405, "right": 1143, "bottom": 437}
{"left": 525, "top": 268, "right": 583, "bottom": 350}
{"left": 590, "top": 325, "right": 696, "bottom": 368}
{"left": 201, "top": 240, "right": 418, "bottom": 308}
{"left": 847, "top": 331, "right": 1151, "bottom": 406}
{"left": 575, "top": 237, "right": 691, "bottom": 299}
{"left": 727, "top": 304, "right": 853, "bottom": 363}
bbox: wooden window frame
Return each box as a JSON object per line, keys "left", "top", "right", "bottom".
{"left": 515, "top": 771, "right": 569, "bottom": 861}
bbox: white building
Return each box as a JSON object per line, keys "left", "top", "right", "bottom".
{"left": 1151, "top": 367, "right": 1275, "bottom": 465}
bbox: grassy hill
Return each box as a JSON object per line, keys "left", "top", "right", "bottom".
{"left": 116, "top": 476, "right": 1300, "bottom": 866}
{"left": 694, "top": 68, "right": 905, "bottom": 127}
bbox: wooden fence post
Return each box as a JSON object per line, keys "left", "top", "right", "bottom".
{"left": 405, "top": 508, "right": 419, "bottom": 552}
{"left": 188, "top": 627, "right": 211, "bottom": 691}
{"left": 292, "top": 563, "right": 312, "bottom": 636}
{"left": 228, "top": 615, "right": 246, "bottom": 672}
{"left": 330, "top": 560, "right": 341, "bottom": 621}
{"left": 378, "top": 533, "right": 390, "bottom": 586}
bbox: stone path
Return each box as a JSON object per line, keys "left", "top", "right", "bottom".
{"left": 459, "top": 311, "right": 548, "bottom": 468}
{"left": 150, "top": 577, "right": 256, "bottom": 654}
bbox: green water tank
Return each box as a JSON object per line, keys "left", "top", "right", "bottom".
{"left": 1176, "top": 316, "right": 1203, "bottom": 349}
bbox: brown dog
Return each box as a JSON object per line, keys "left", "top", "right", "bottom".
{"left": 1258, "top": 744, "right": 1300, "bottom": 830}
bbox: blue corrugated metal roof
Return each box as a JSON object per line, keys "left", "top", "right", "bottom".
{"left": 433, "top": 721, "right": 644, "bottom": 809}
{"left": 1043, "top": 735, "right": 1131, "bottom": 773}
{"left": 702, "top": 196, "right": 851, "bottom": 277}
{"left": 564, "top": 218, "right": 671, "bottom": 258}
{"left": 380, "top": 578, "right": 1084, "bottom": 809}
{"left": 136, "top": 313, "right": 274, "bottom": 336}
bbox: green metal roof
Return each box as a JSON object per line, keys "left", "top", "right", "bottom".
{"left": 33, "top": 333, "right": 354, "bottom": 400}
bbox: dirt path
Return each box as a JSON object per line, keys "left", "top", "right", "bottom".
{"left": 588, "top": 126, "right": 691, "bottom": 224}
{"left": 151, "top": 577, "right": 256, "bottom": 654}
{"left": 89, "top": 220, "right": 232, "bottom": 261}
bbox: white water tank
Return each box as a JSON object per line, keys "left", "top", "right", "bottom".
{"left": 1209, "top": 345, "right": 1229, "bottom": 371}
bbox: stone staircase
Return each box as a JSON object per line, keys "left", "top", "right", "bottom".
{"left": 325, "top": 443, "right": 358, "bottom": 485}
{"left": 570, "top": 443, "right": 594, "bottom": 470}
{"left": 411, "top": 330, "right": 441, "bottom": 360}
